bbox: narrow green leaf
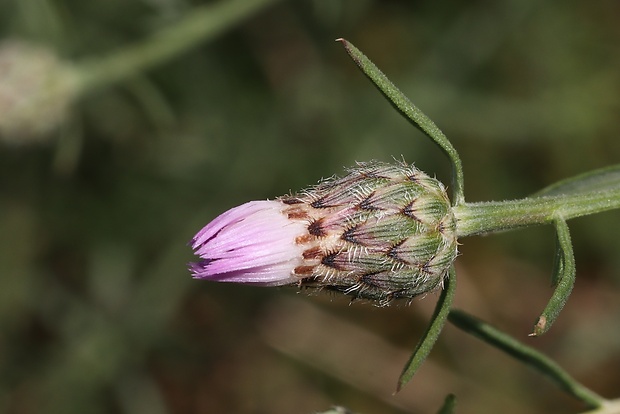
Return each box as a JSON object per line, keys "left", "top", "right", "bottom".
{"left": 337, "top": 38, "right": 465, "bottom": 206}
{"left": 397, "top": 266, "right": 457, "bottom": 391}
{"left": 436, "top": 394, "right": 457, "bottom": 414}
{"left": 531, "top": 218, "right": 575, "bottom": 336}
{"left": 448, "top": 309, "right": 605, "bottom": 409}
{"left": 533, "top": 164, "right": 620, "bottom": 197}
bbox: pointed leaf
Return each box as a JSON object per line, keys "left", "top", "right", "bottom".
{"left": 337, "top": 38, "right": 465, "bottom": 206}
{"left": 533, "top": 164, "right": 620, "bottom": 197}
{"left": 397, "top": 266, "right": 456, "bottom": 391}
{"left": 531, "top": 218, "right": 575, "bottom": 336}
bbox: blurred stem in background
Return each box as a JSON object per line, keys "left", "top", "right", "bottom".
{"left": 0, "top": 0, "right": 283, "bottom": 143}
{"left": 75, "top": 0, "right": 283, "bottom": 93}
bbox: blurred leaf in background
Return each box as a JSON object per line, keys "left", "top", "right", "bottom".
{"left": 1, "top": 0, "right": 620, "bottom": 413}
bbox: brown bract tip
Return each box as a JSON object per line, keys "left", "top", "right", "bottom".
{"left": 529, "top": 315, "right": 547, "bottom": 337}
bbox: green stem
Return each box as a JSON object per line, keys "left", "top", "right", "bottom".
{"left": 448, "top": 310, "right": 606, "bottom": 409}
{"left": 74, "top": 0, "right": 281, "bottom": 93}
{"left": 454, "top": 190, "right": 620, "bottom": 238}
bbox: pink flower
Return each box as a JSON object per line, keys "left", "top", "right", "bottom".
{"left": 189, "top": 200, "right": 308, "bottom": 286}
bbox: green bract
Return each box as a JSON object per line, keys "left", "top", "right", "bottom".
{"left": 281, "top": 161, "right": 458, "bottom": 305}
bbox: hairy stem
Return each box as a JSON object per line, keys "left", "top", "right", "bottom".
{"left": 454, "top": 189, "right": 620, "bottom": 238}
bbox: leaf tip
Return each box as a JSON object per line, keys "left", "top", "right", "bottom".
{"left": 394, "top": 380, "right": 403, "bottom": 394}
{"left": 529, "top": 315, "right": 547, "bottom": 337}
{"left": 335, "top": 38, "right": 351, "bottom": 51}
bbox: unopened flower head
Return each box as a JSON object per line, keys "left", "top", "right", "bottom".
{"left": 190, "top": 161, "right": 458, "bottom": 304}
{"left": 0, "top": 40, "right": 80, "bottom": 144}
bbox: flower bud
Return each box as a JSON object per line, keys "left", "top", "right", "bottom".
{"left": 0, "top": 40, "right": 79, "bottom": 144}
{"left": 190, "top": 161, "right": 458, "bottom": 304}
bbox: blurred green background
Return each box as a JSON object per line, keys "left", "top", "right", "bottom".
{"left": 1, "top": 0, "right": 620, "bottom": 413}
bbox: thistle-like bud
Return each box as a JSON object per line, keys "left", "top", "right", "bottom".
{"left": 190, "top": 161, "right": 458, "bottom": 304}
{"left": 0, "top": 40, "right": 80, "bottom": 144}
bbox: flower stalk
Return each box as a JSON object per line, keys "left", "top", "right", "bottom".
{"left": 453, "top": 189, "right": 620, "bottom": 238}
